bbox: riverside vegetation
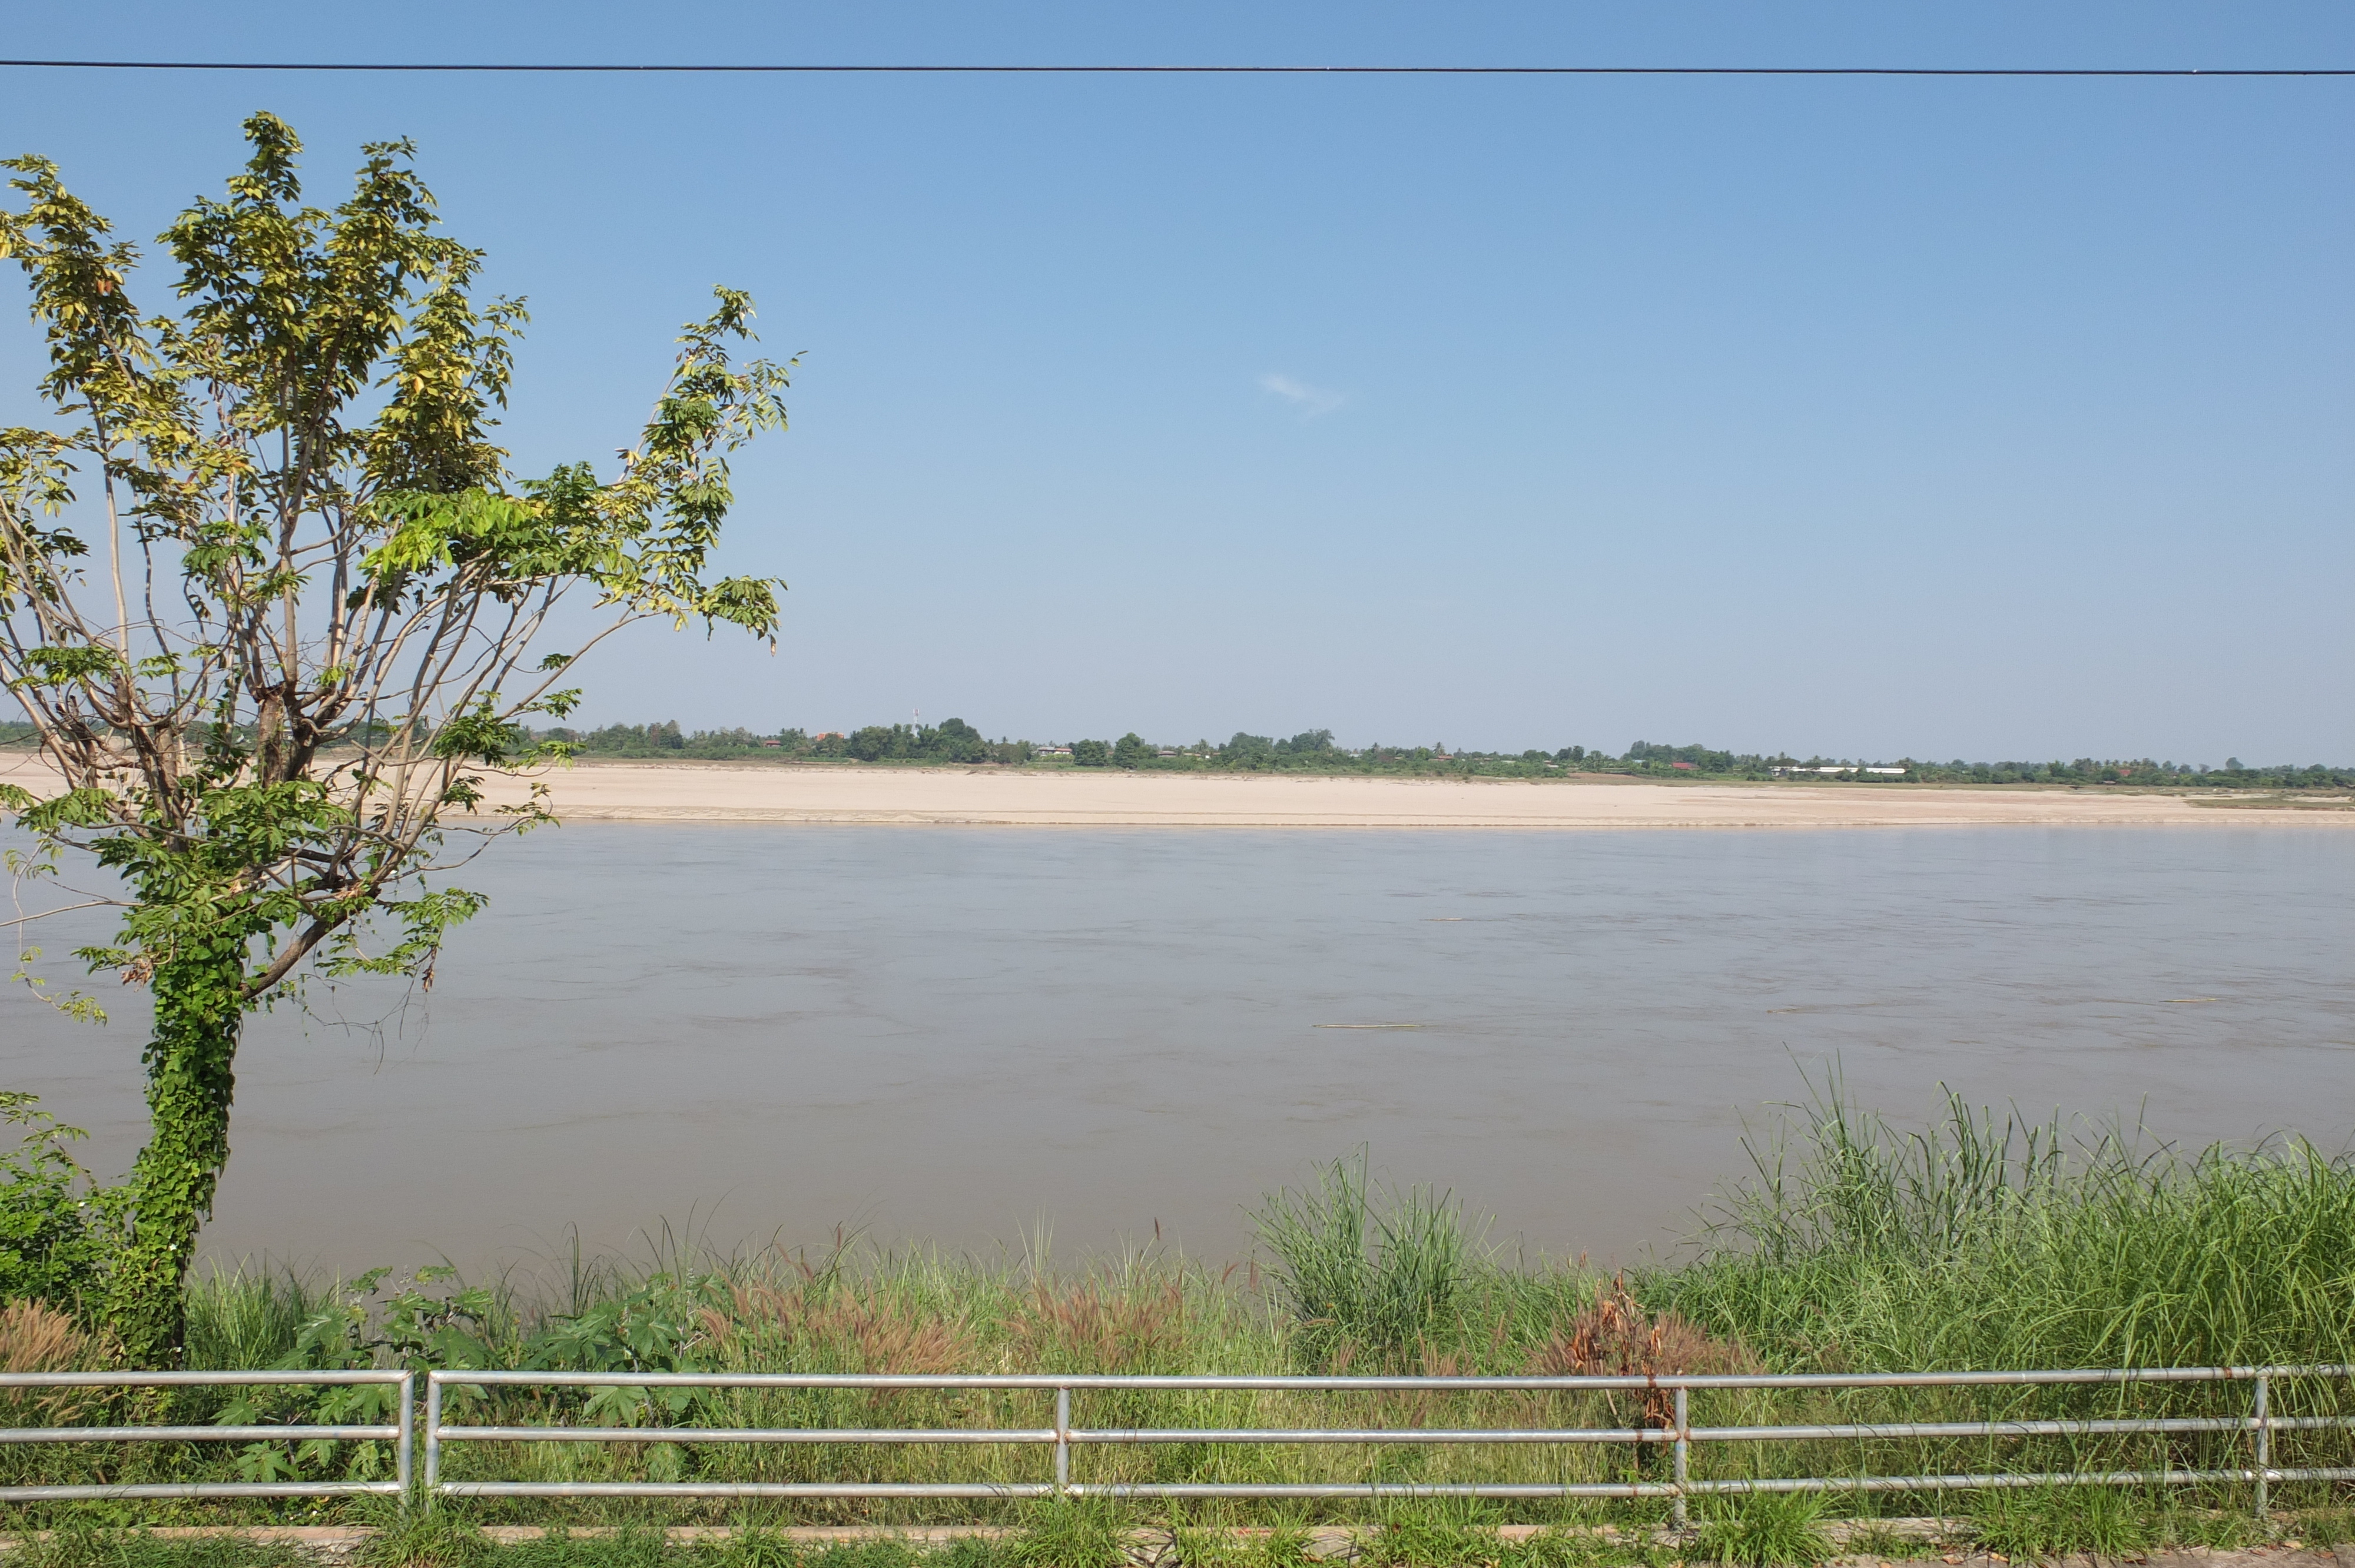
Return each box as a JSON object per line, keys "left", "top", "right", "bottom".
{"left": 4, "top": 1083, "right": 2354, "bottom": 1563}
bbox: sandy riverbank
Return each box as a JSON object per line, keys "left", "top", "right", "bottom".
{"left": 3, "top": 752, "right": 2342, "bottom": 828}
{"left": 466, "top": 762, "right": 2352, "bottom": 828}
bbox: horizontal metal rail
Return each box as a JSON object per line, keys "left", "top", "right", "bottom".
{"left": 424, "top": 1364, "right": 2355, "bottom": 1519}
{"left": 438, "top": 1426, "right": 1061, "bottom": 1445}
{"left": 0, "top": 1371, "right": 417, "bottom": 1387}
{"left": 443, "top": 1418, "right": 2355, "bottom": 1448}
{"left": 0, "top": 1370, "right": 412, "bottom": 1504}
{"left": 0, "top": 1424, "right": 396, "bottom": 1443}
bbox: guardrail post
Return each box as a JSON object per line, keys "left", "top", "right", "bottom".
{"left": 423, "top": 1373, "right": 443, "bottom": 1498}
{"left": 2253, "top": 1371, "right": 2271, "bottom": 1520}
{"left": 1054, "top": 1384, "right": 1072, "bottom": 1496}
{"left": 396, "top": 1372, "right": 414, "bottom": 1513}
{"left": 1672, "top": 1384, "right": 1690, "bottom": 1531}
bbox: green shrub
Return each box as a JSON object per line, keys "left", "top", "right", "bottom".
{"left": 0, "top": 1093, "right": 119, "bottom": 1316}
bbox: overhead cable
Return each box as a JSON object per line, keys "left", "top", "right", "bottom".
{"left": 2, "top": 59, "right": 2351, "bottom": 78}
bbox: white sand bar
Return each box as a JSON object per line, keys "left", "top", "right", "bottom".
{"left": 473, "top": 763, "right": 2353, "bottom": 829}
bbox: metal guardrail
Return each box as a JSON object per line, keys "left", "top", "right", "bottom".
{"left": 0, "top": 1369, "right": 413, "bottom": 1503}
{"left": 2, "top": 1366, "right": 2345, "bottom": 1519}
{"left": 425, "top": 1365, "right": 2355, "bottom": 1524}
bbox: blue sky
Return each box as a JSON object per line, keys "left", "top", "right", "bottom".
{"left": 4, "top": 3, "right": 2350, "bottom": 762}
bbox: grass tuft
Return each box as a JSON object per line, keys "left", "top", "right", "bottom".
{"left": 705, "top": 1525, "right": 801, "bottom": 1568}
{"left": 1250, "top": 1149, "right": 1487, "bottom": 1368}
{"left": 997, "top": 1498, "right": 1132, "bottom": 1568}
{"left": 6, "top": 1532, "right": 316, "bottom": 1568}
{"left": 1500, "top": 1530, "right": 1615, "bottom": 1568}
{"left": 795, "top": 1542, "right": 937, "bottom": 1568}
{"left": 358, "top": 1507, "right": 496, "bottom": 1568}
{"left": 1971, "top": 1485, "right": 2152, "bottom": 1560}
{"left": 1695, "top": 1492, "right": 1833, "bottom": 1567}
{"left": 182, "top": 1266, "right": 336, "bottom": 1371}
{"left": 1361, "top": 1503, "right": 1508, "bottom": 1566}
{"left": 1168, "top": 1522, "right": 1322, "bottom": 1567}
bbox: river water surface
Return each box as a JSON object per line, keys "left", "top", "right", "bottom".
{"left": 3, "top": 826, "right": 2350, "bottom": 1277}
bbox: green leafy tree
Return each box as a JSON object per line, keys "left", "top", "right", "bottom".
{"left": 1069, "top": 738, "right": 1110, "bottom": 768}
{"left": 0, "top": 115, "right": 790, "bottom": 1364}
{"left": 931, "top": 716, "right": 987, "bottom": 764}
{"left": 1217, "top": 732, "right": 1268, "bottom": 769}
{"left": 1276, "top": 729, "right": 1335, "bottom": 758}
{"left": 1111, "top": 732, "right": 1152, "bottom": 769}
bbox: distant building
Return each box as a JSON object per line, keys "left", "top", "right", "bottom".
{"left": 1770, "top": 765, "right": 1909, "bottom": 778}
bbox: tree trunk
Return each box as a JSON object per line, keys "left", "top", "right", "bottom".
{"left": 105, "top": 939, "right": 247, "bottom": 1368}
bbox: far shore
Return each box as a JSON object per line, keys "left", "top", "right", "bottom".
{"left": 475, "top": 760, "right": 2353, "bottom": 829}
{"left": 4, "top": 750, "right": 2344, "bottom": 828}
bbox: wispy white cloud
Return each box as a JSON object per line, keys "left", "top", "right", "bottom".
{"left": 1259, "top": 372, "right": 1346, "bottom": 418}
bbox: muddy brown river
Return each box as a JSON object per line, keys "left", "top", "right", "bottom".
{"left": 3, "top": 825, "right": 2349, "bottom": 1280}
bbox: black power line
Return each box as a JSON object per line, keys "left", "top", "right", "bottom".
{"left": 1, "top": 59, "right": 2352, "bottom": 77}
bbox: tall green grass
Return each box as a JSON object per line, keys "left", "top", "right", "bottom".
{"left": 183, "top": 1265, "right": 339, "bottom": 1370}
{"left": 1650, "top": 1074, "right": 2355, "bottom": 1371}
{"left": 1248, "top": 1149, "right": 1491, "bottom": 1367}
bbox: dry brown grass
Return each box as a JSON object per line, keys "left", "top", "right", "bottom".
{"left": 1003, "top": 1279, "right": 1186, "bottom": 1373}
{"left": 1525, "top": 1273, "right": 1757, "bottom": 1429}
{"left": 0, "top": 1299, "right": 105, "bottom": 1422}
{"left": 700, "top": 1282, "right": 981, "bottom": 1375}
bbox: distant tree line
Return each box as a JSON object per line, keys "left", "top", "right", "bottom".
{"left": 535, "top": 717, "right": 1030, "bottom": 766}
{"left": 827, "top": 718, "right": 1030, "bottom": 766}
{"left": 1595, "top": 743, "right": 2353, "bottom": 790}
{"left": 88, "top": 715, "right": 2331, "bottom": 789}
{"left": 1038, "top": 731, "right": 2350, "bottom": 787}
